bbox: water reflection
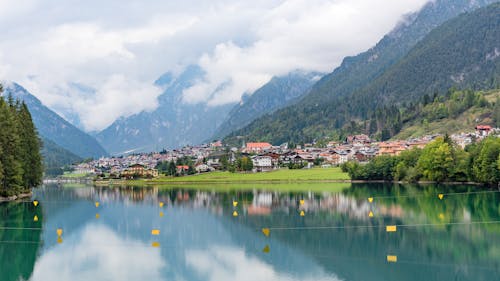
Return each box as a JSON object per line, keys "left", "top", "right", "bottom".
{"left": 31, "top": 224, "right": 166, "bottom": 281}
{"left": 0, "top": 183, "right": 499, "bottom": 281}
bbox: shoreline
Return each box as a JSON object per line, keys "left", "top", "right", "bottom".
{"left": 92, "top": 178, "right": 491, "bottom": 187}
{"left": 0, "top": 191, "right": 33, "bottom": 203}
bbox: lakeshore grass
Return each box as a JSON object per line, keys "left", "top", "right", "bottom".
{"left": 97, "top": 167, "right": 350, "bottom": 185}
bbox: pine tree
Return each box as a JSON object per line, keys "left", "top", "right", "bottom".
{"left": 16, "top": 102, "right": 43, "bottom": 188}
{"left": 0, "top": 97, "right": 23, "bottom": 194}
{"left": 0, "top": 84, "right": 43, "bottom": 196}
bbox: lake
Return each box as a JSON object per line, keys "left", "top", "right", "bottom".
{"left": 1, "top": 183, "right": 499, "bottom": 281}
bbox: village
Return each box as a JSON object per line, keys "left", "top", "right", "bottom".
{"left": 71, "top": 125, "right": 498, "bottom": 179}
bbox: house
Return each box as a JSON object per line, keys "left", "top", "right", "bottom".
{"left": 121, "top": 164, "right": 159, "bottom": 178}
{"left": 195, "top": 164, "right": 212, "bottom": 173}
{"left": 252, "top": 156, "right": 273, "bottom": 171}
{"left": 354, "top": 151, "right": 376, "bottom": 163}
{"left": 333, "top": 150, "right": 349, "bottom": 165}
{"left": 378, "top": 142, "right": 407, "bottom": 156}
{"left": 347, "top": 134, "right": 371, "bottom": 144}
{"left": 176, "top": 165, "right": 190, "bottom": 174}
{"left": 475, "top": 125, "right": 492, "bottom": 137}
{"left": 244, "top": 142, "right": 272, "bottom": 153}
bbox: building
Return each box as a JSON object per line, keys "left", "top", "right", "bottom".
{"left": 244, "top": 142, "right": 272, "bottom": 153}
{"left": 475, "top": 125, "right": 492, "bottom": 137}
{"left": 252, "top": 156, "right": 273, "bottom": 171}
{"left": 121, "top": 164, "right": 159, "bottom": 178}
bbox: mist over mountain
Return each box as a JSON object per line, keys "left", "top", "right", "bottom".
{"left": 213, "top": 71, "right": 322, "bottom": 139}
{"left": 96, "top": 66, "right": 236, "bottom": 155}
{"left": 2, "top": 83, "right": 107, "bottom": 158}
{"left": 225, "top": 0, "right": 500, "bottom": 145}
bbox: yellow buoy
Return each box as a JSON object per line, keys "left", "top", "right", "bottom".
{"left": 57, "top": 237, "right": 63, "bottom": 244}
{"left": 159, "top": 211, "right": 164, "bottom": 217}
{"left": 299, "top": 199, "right": 305, "bottom": 205}
{"left": 33, "top": 215, "right": 38, "bottom": 222}
{"left": 151, "top": 229, "right": 160, "bottom": 235}
{"left": 262, "top": 245, "right": 270, "bottom": 253}
{"left": 387, "top": 255, "right": 397, "bottom": 263}
{"left": 95, "top": 213, "right": 100, "bottom": 219}
{"left": 152, "top": 242, "right": 160, "bottom": 248}
{"left": 56, "top": 228, "right": 63, "bottom": 237}
{"left": 233, "top": 201, "right": 238, "bottom": 207}
{"left": 233, "top": 211, "right": 238, "bottom": 217}
{"left": 299, "top": 210, "right": 305, "bottom": 217}
{"left": 386, "top": 225, "right": 397, "bottom": 232}
{"left": 439, "top": 213, "right": 445, "bottom": 220}
{"left": 368, "top": 197, "right": 374, "bottom": 203}
{"left": 159, "top": 202, "right": 164, "bottom": 208}
{"left": 368, "top": 211, "right": 374, "bottom": 217}
{"left": 262, "top": 228, "right": 270, "bottom": 237}
{"left": 95, "top": 202, "right": 100, "bottom": 208}
{"left": 438, "top": 194, "right": 444, "bottom": 200}
{"left": 33, "top": 200, "right": 39, "bottom": 207}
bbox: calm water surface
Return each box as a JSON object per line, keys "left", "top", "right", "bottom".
{"left": 1, "top": 183, "right": 499, "bottom": 281}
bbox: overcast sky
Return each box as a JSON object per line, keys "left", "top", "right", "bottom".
{"left": 0, "top": 0, "right": 429, "bottom": 131}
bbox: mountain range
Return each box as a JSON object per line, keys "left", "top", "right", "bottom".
{"left": 213, "top": 71, "right": 321, "bottom": 139}
{"left": 223, "top": 0, "right": 500, "bottom": 145}
{"left": 4, "top": 0, "right": 500, "bottom": 163}
{"left": 1, "top": 83, "right": 107, "bottom": 159}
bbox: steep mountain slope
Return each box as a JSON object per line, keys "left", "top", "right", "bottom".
{"left": 96, "top": 66, "right": 235, "bottom": 154}
{"left": 41, "top": 137, "right": 82, "bottom": 176}
{"left": 226, "top": 0, "right": 499, "bottom": 145}
{"left": 2, "top": 83, "right": 108, "bottom": 158}
{"left": 213, "top": 71, "right": 321, "bottom": 139}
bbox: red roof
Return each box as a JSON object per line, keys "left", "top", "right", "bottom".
{"left": 176, "top": 165, "right": 189, "bottom": 169}
{"left": 476, "top": 125, "right": 492, "bottom": 130}
{"left": 246, "top": 142, "right": 272, "bottom": 149}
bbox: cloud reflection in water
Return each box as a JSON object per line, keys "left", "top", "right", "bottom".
{"left": 30, "top": 224, "right": 167, "bottom": 281}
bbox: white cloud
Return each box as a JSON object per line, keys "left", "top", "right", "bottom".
{"left": 0, "top": 0, "right": 429, "bottom": 131}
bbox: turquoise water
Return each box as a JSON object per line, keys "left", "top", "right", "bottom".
{"left": 1, "top": 183, "right": 499, "bottom": 281}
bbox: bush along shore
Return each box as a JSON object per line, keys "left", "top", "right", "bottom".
{"left": 0, "top": 84, "right": 43, "bottom": 200}
{"left": 342, "top": 135, "right": 500, "bottom": 185}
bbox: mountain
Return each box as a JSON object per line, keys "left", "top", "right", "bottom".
{"left": 213, "top": 71, "right": 321, "bottom": 139}
{"left": 225, "top": 0, "right": 500, "bottom": 145}
{"left": 41, "top": 137, "right": 82, "bottom": 176}
{"left": 96, "top": 65, "right": 236, "bottom": 155}
{"left": 2, "top": 83, "right": 108, "bottom": 158}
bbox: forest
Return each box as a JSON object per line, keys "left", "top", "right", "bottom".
{"left": 0, "top": 84, "right": 43, "bottom": 196}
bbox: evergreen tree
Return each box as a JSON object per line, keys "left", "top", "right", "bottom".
{"left": 0, "top": 97, "right": 23, "bottom": 194}
{"left": 0, "top": 84, "right": 43, "bottom": 196}
{"left": 16, "top": 103, "right": 43, "bottom": 188}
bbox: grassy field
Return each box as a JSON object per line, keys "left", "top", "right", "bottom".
{"left": 61, "top": 172, "right": 89, "bottom": 178}
{"left": 95, "top": 167, "right": 350, "bottom": 187}
{"left": 98, "top": 182, "right": 351, "bottom": 192}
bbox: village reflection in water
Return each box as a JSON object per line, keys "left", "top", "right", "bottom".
{"left": 1, "top": 183, "right": 499, "bottom": 281}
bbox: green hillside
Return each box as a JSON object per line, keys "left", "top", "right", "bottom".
{"left": 395, "top": 90, "right": 500, "bottom": 139}
{"left": 41, "top": 137, "right": 82, "bottom": 177}
{"left": 225, "top": 2, "right": 500, "bottom": 145}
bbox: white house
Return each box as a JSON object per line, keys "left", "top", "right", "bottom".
{"left": 252, "top": 156, "right": 273, "bottom": 171}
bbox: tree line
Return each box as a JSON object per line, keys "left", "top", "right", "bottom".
{"left": 0, "top": 85, "right": 43, "bottom": 196}
{"left": 342, "top": 136, "right": 500, "bottom": 184}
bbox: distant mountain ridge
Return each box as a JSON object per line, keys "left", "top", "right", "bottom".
{"left": 213, "top": 71, "right": 321, "bottom": 139}
{"left": 96, "top": 65, "right": 236, "bottom": 155}
{"left": 225, "top": 0, "right": 500, "bottom": 145}
{"left": 2, "top": 83, "right": 108, "bottom": 158}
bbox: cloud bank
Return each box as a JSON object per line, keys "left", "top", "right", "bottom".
{"left": 0, "top": 0, "right": 428, "bottom": 131}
